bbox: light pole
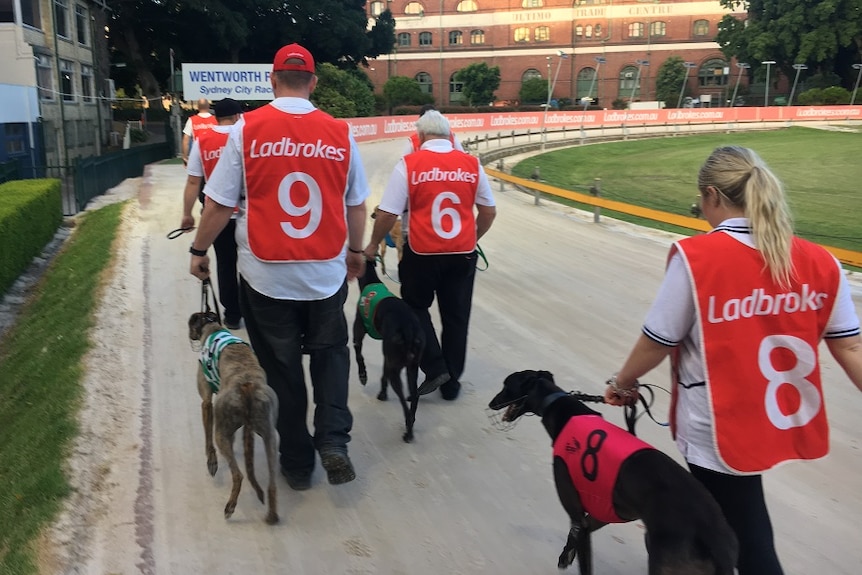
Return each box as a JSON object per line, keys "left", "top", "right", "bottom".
{"left": 631, "top": 59, "right": 649, "bottom": 103}
{"left": 731, "top": 62, "right": 749, "bottom": 107}
{"left": 676, "top": 62, "right": 696, "bottom": 108}
{"left": 579, "top": 56, "right": 606, "bottom": 141}
{"left": 788, "top": 63, "right": 808, "bottom": 106}
{"left": 542, "top": 50, "right": 568, "bottom": 149}
{"left": 762, "top": 60, "right": 776, "bottom": 106}
{"left": 851, "top": 64, "right": 862, "bottom": 106}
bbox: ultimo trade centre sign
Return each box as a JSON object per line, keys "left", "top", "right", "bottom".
{"left": 181, "top": 64, "right": 274, "bottom": 100}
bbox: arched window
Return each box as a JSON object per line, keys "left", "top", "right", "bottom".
{"left": 628, "top": 22, "right": 644, "bottom": 38}
{"left": 585, "top": 25, "right": 592, "bottom": 38}
{"left": 650, "top": 21, "right": 666, "bottom": 37}
{"left": 699, "top": 58, "right": 729, "bottom": 87}
{"left": 416, "top": 72, "right": 433, "bottom": 94}
{"left": 595, "top": 23, "right": 602, "bottom": 36}
{"left": 522, "top": 0, "right": 542, "bottom": 6}
{"left": 693, "top": 19, "right": 709, "bottom": 36}
{"left": 419, "top": 31, "right": 433, "bottom": 45}
{"left": 535, "top": 26, "right": 550, "bottom": 41}
{"left": 397, "top": 32, "right": 411, "bottom": 46}
{"left": 456, "top": 0, "right": 477, "bottom": 11}
{"left": 577, "top": 67, "right": 597, "bottom": 101}
{"left": 522, "top": 68, "right": 543, "bottom": 82}
{"left": 575, "top": 0, "right": 605, "bottom": 4}
{"left": 514, "top": 27, "right": 530, "bottom": 42}
{"left": 575, "top": 25, "right": 583, "bottom": 37}
{"left": 370, "top": 1, "right": 384, "bottom": 16}
{"left": 405, "top": 2, "right": 424, "bottom": 15}
{"left": 450, "top": 72, "right": 465, "bottom": 103}
{"left": 470, "top": 29, "right": 485, "bottom": 44}
{"left": 449, "top": 30, "right": 463, "bottom": 45}
{"left": 619, "top": 65, "right": 639, "bottom": 96}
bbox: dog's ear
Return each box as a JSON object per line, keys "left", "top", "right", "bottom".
{"left": 536, "top": 370, "right": 554, "bottom": 382}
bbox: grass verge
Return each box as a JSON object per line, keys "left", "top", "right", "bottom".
{"left": 512, "top": 127, "right": 862, "bottom": 253}
{"left": 0, "top": 202, "right": 124, "bottom": 575}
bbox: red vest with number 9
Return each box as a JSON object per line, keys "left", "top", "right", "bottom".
{"left": 404, "top": 150, "right": 479, "bottom": 255}
{"left": 242, "top": 105, "right": 350, "bottom": 262}
{"left": 674, "top": 233, "right": 840, "bottom": 473}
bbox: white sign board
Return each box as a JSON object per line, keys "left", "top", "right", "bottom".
{"left": 181, "top": 64, "right": 274, "bottom": 101}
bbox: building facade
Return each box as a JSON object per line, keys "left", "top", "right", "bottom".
{"left": 0, "top": 0, "right": 110, "bottom": 175}
{"left": 365, "top": 0, "right": 751, "bottom": 108}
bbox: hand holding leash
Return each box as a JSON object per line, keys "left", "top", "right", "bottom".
{"left": 190, "top": 254, "right": 211, "bottom": 281}
{"left": 604, "top": 375, "right": 639, "bottom": 406}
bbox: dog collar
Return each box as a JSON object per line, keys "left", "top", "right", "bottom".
{"left": 540, "top": 391, "right": 569, "bottom": 415}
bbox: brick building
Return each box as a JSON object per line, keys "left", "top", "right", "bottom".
{"left": 364, "top": 0, "right": 752, "bottom": 108}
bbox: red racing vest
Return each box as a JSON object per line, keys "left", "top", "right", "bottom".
{"left": 409, "top": 132, "right": 456, "bottom": 153}
{"left": 552, "top": 415, "right": 652, "bottom": 523}
{"left": 195, "top": 129, "right": 230, "bottom": 180}
{"left": 671, "top": 233, "right": 840, "bottom": 473}
{"left": 242, "top": 105, "right": 351, "bottom": 262}
{"left": 404, "top": 150, "right": 479, "bottom": 255}
{"left": 190, "top": 114, "right": 217, "bottom": 140}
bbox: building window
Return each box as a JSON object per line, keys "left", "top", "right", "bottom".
{"left": 470, "top": 29, "right": 485, "bottom": 44}
{"left": 534, "top": 26, "right": 550, "bottom": 42}
{"left": 75, "top": 3, "right": 88, "bottom": 44}
{"left": 456, "top": 0, "right": 477, "bottom": 11}
{"left": 522, "top": 68, "right": 542, "bottom": 82}
{"left": 81, "top": 64, "right": 94, "bottom": 102}
{"left": 619, "top": 65, "right": 639, "bottom": 96}
{"left": 693, "top": 19, "right": 709, "bottom": 36}
{"left": 449, "top": 30, "right": 463, "bottom": 45}
{"left": 4, "top": 124, "right": 28, "bottom": 156}
{"left": 397, "top": 32, "right": 411, "bottom": 46}
{"left": 54, "top": 0, "right": 69, "bottom": 38}
{"left": 575, "top": 25, "right": 583, "bottom": 37}
{"left": 370, "top": 1, "right": 384, "bottom": 16}
{"left": 405, "top": 1, "right": 423, "bottom": 15}
{"left": 650, "top": 21, "right": 666, "bottom": 37}
{"left": 699, "top": 58, "right": 729, "bottom": 87}
{"left": 450, "top": 73, "right": 464, "bottom": 103}
{"left": 628, "top": 22, "right": 644, "bottom": 38}
{"left": 584, "top": 25, "right": 592, "bottom": 38}
{"left": 577, "top": 67, "right": 596, "bottom": 101}
{"left": 415, "top": 72, "right": 433, "bottom": 94}
{"left": 35, "top": 54, "right": 54, "bottom": 100}
{"left": 514, "top": 27, "right": 530, "bottom": 43}
{"left": 419, "top": 31, "right": 432, "bottom": 45}
{"left": 60, "top": 59, "right": 74, "bottom": 101}
{"left": 21, "top": 0, "right": 41, "bottom": 28}
{"left": 595, "top": 23, "right": 602, "bottom": 36}
{"left": 576, "top": 0, "right": 605, "bottom": 4}
{"left": 522, "top": 0, "right": 542, "bottom": 6}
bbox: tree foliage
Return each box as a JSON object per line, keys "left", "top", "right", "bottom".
{"left": 383, "top": 76, "right": 434, "bottom": 108}
{"left": 311, "top": 63, "right": 375, "bottom": 118}
{"left": 453, "top": 63, "right": 501, "bottom": 107}
{"left": 519, "top": 77, "right": 547, "bottom": 104}
{"left": 654, "top": 56, "right": 689, "bottom": 107}
{"left": 716, "top": 0, "right": 862, "bottom": 88}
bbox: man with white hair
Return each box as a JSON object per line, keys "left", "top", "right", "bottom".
{"left": 365, "top": 110, "right": 496, "bottom": 401}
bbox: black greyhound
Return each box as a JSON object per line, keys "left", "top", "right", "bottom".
{"left": 353, "top": 259, "right": 425, "bottom": 442}
{"left": 489, "top": 370, "right": 738, "bottom": 575}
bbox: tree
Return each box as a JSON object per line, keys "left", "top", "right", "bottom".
{"left": 716, "top": 0, "right": 862, "bottom": 88}
{"left": 383, "top": 76, "right": 434, "bottom": 108}
{"left": 519, "top": 77, "right": 547, "bottom": 104}
{"left": 454, "top": 63, "right": 501, "bottom": 107}
{"left": 312, "top": 63, "right": 375, "bottom": 117}
{"left": 366, "top": 10, "right": 397, "bottom": 59}
{"left": 654, "top": 57, "right": 688, "bottom": 108}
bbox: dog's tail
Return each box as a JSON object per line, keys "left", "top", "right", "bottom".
{"left": 240, "top": 381, "right": 265, "bottom": 504}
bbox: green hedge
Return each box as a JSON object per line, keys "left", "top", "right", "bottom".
{"left": 0, "top": 179, "right": 62, "bottom": 296}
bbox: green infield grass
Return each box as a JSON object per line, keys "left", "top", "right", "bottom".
{"left": 512, "top": 127, "right": 862, "bottom": 254}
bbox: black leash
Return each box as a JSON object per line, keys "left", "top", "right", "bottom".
{"left": 201, "top": 278, "right": 222, "bottom": 325}
{"left": 622, "top": 384, "right": 670, "bottom": 436}
{"left": 166, "top": 226, "right": 194, "bottom": 240}
{"left": 476, "top": 244, "right": 489, "bottom": 271}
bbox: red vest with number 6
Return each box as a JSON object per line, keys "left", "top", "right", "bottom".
{"left": 672, "top": 233, "right": 840, "bottom": 473}
{"left": 195, "top": 129, "right": 230, "bottom": 181}
{"left": 190, "top": 114, "right": 217, "bottom": 140}
{"left": 404, "top": 149, "right": 479, "bottom": 255}
{"left": 242, "top": 105, "right": 350, "bottom": 262}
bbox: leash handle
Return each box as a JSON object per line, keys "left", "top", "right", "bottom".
{"left": 623, "top": 384, "right": 669, "bottom": 436}
{"left": 476, "top": 244, "right": 489, "bottom": 271}
{"left": 166, "top": 226, "right": 194, "bottom": 240}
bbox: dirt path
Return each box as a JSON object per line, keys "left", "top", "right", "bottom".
{"left": 48, "top": 138, "right": 862, "bottom": 574}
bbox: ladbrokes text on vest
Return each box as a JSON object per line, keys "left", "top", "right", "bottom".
{"left": 707, "top": 284, "right": 829, "bottom": 324}
{"left": 249, "top": 138, "right": 346, "bottom": 161}
{"left": 410, "top": 167, "right": 478, "bottom": 185}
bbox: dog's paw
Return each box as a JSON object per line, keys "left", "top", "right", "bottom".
{"left": 402, "top": 430, "right": 413, "bottom": 443}
{"left": 265, "top": 511, "right": 279, "bottom": 525}
{"left": 224, "top": 500, "right": 237, "bottom": 519}
{"left": 557, "top": 545, "right": 577, "bottom": 569}
{"left": 359, "top": 371, "right": 368, "bottom": 386}
{"left": 207, "top": 455, "right": 218, "bottom": 477}
{"left": 377, "top": 389, "right": 388, "bottom": 401}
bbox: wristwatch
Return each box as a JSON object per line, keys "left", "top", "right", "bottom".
{"left": 189, "top": 245, "right": 207, "bottom": 257}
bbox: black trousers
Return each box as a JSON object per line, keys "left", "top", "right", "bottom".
{"left": 212, "top": 219, "right": 240, "bottom": 323}
{"left": 688, "top": 464, "right": 784, "bottom": 575}
{"left": 398, "top": 244, "right": 478, "bottom": 383}
{"left": 239, "top": 278, "right": 352, "bottom": 474}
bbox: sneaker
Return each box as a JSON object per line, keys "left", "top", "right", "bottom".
{"left": 417, "top": 372, "right": 451, "bottom": 396}
{"left": 280, "top": 467, "right": 312, "bottom": 491}
{"left": 225, "top": 318, "right": 242, "bottom": 330}
{"left": 320, "top": 450, "right": 356, "bottom": 485}
{"left": 440, "top": 379, "right": 461, "bottom": 401}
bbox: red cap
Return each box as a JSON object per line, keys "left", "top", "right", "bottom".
{"left": 272, "top": 44, "right": 315, "bottom": 73}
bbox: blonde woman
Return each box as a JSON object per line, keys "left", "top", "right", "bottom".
{"left": 604, "top": 146, "right": 862, "bottom": 574}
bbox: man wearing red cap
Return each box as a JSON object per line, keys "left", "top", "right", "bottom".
{"left": 188, "top": 44, "right": 369, "bottom": 490}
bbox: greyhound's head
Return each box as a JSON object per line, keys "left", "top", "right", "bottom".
{"left": 188, "top": 311, "right": 222, "bottom": 344}
{"left": 487, "top": 370, "right": 562, "bottom": 427}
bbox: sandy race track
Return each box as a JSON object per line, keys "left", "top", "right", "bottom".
{"left": 44, "top": 136, "right": 862, "bottom": 575}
